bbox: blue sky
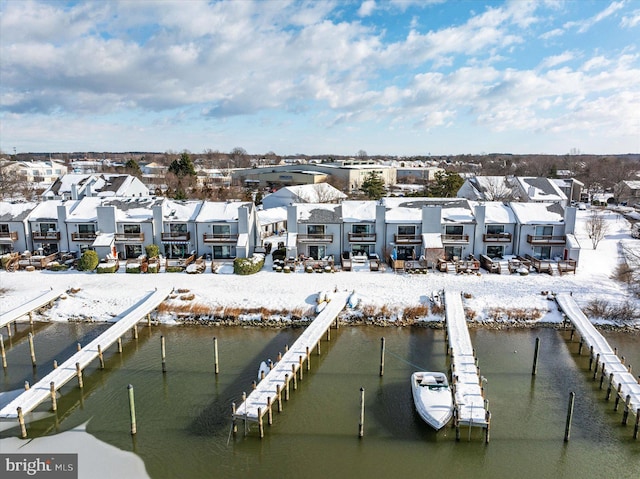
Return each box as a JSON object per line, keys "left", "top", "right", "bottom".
{"left": 1, "top": 0, "right": 638, "bottom": 156}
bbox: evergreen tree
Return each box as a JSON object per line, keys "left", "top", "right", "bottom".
{"left": 169, "top": 152, "right": 196, "bottom": 178}
{"left": 361, "top": 172, "right": 386, "bottom": 199}
{"left": 428, "top": 171, "right": 464, "bottom": 198}
{"left": 125, "top": 159, "right": 142, "bottom": 177}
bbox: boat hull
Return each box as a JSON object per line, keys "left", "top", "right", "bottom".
{"left": 411, "top": 372, "right": 453, "bottom": 431}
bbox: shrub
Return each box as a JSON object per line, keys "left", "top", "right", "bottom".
{"left": 272, "top": 248, "right": 286, "bottom": 261}
{"left": 234, "top": 254, "right": 265, "bottom": 275}
{"left": 77, "top": 250, "right": 99, "bottom": 271}
{"left": 145, "top": 244, "right": 160, "bottom": 259}
{"left": 126, "top": 265, "right": 141, "bottom": 273}
{"left": 96, "top": 262, "right": 118, "bottom": 273}
{"left": 147, "top": 263, "right": 159, "bottom": 273}
{"left": 166, "top": 266, "right": 184, "bottom": 273}
{"left": 48, "top": 263, "right": 69, "bottom": 272}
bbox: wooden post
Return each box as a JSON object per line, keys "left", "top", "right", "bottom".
{"left": 592, "top": 354, "right": 600, "bottom": 380}
{"left": 614, "top": 384, "right": 623, "bottom": 411}
{"left": 77, "top": 342, "right": 81, "bottom": 352}
{"left": 28, "top": 332, "right": 36, "bottom": 367}
{"left": 485, "top": 410, "right": 491, "bottom": 444}
{"left": 285, "top": 344, "right": 289, "bottom": 352}
{"left": 599, "top": 367, "right": 606, "bottom": 389}
{"left": 50, "top": 381, "right": 57, "bottom": 411}
{"left": 147, "top": 313, "right": 151, "bottom": 327}
{"left": 326, "top": 328, "right": 330, "bottom": 341}
{"left": 622, "top": 395, "right": 631, "bottom": 426}
{"left": 358, "top": 387, "right": 365, "bottom": 438}
{"left": 258, "top": 408, "right": 264, "bottom": 438}
{"left": 231, "top": 402, "right": 237, "bottom": 434}
{"left": 252, "top": 380, "right": 257, "bottom": 390}
{"left": 0, "top": 334, "right": 6, "bottom": 369}
{"left": 29, "top": 311, "right": 34, "bottom": 325}
{"left": 284, "top": 374, "right": 290, "bottom": 401}
{"left": 117, "top": 337, "right": 123, "bottom": 353}
{"left": 17, "top": 407, "right": 27, "bottom": 438}
{"left": 316, "top": 341, "right": 321, "bottom": 355}
{"left": 161, "top": 335, "right": 166, "bottom": 373}
{"left": 6, "top": 323, "right": 12, "bottom": 339}
{"left": 532, "top": 337, "right": 540, "bottom": 376}
{"left": 276, "top": 384, "right": 282, "bottom": 412}
{"left": 569, "top": 329, "right": 574, "bottom": 341}
{"left": 577, "top": 339, "right": 583, "bottom": 355}
{"left": 213, "top": 336, "right": 220, "bottom": 374}
{"left": 98, "top": 345, "right": 104, "bottom": 369}
{"left": 277, "top": 351, "right": 282, "bottom": 362}
{"left": 267, "top": 397, "right": 273, "bottom": 425}
{"left": 260, "top": 369, "right": 265, "bottom": 381}
{"left": 53, "top": 360, "right": 57, "bottom": 369}
{"left": 76, "top": 362, "right": 83, "bottom": 389}
{"left": 588, "top": 346, "right": 594, "bottom": 370}
{"left": 24, "top": 381, "right": 30, "bottom": 390}
{"left": 633, "top": 408, "right": 639, "bottom": 439}
{"left": 299, "top": 355, "right": 303, "bottom": 380}
{"left": 564, "top": 392, "right": 575, "bottom": 442}
{"left": 292, "top": 364, "right": 297, "bottom": 390}
{"left": 133, "top": 324, "right": 138, "bottom": 340}
{"left": 268, "top": 359, "right": 273, "bottom": 370}
{"left": 128, "top": 384, "right": 137, "bottom": 435}
{"left": 379, "top": 337, "right": 385, "bottom": 377}
{"left": 606, "top": 373, "right": 614, "bottom": 400}
{"left": 306, "top": 347, "right": 310, "bottom": 371}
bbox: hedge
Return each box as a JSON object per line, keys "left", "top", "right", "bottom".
{"left": 77, "top": 250, "right": 99, "bottom": 271}
{"left": 233, "top": 254, "right": 265, "bottom": 275}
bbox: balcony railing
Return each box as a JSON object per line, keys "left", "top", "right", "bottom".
{"left": 441, "top": 234, "right": 470, "bottom": 243}
{"left": 114, "top": 232, "right": 145, "bottom": 242}
{"left": 71, "top": 232, "right": 97, "bottom": 241}
{"left": 526, "top": 234, "right": 565, "bottom": 245}
{"left": 483, "top": 232, "right": 512, "bottom": 243}
{"left": 348, "top": 232, "right": 377, "bottom": 242}
{"left": 0, "top": 231, "right": 19, "bottom": 241}
{"left": 297, "top": 234, "right": 334, "bottom": 243}
{"left": 32, "top": 231, "right": 61, "bottom": 241}
{"left": 394, "top": 234, "right": 421, "bottom": 244}
{"left": 203, "top": 233, "right": 239, "bottom": 243}
{"left": 161, "top": 232, "right": 191, "bottom": 242}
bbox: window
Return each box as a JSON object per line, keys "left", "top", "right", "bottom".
{"left": 352, "top": 224, "right": 371, "bottom": 234}
{"left": 37, "top": 243, "right": 59, "bottom": 255}
{"left": 39, "top": 222, "right": 57, "bottom": 233}
{"left": 166, "top": 243, "right": 189, "bottom": 258}
{"left": 0, "top": 224, "right": 9, "bottom": 234}
{"left": 444, "top": 246, "right": 462, "bottom": 261}
{"left": 533, "top": 246, "right": 551, "bottom": 260}
{"left": 397, "top": 225, "right": 416, "bottom": 236}
{"left": 397, "top": 246, "right": 415, "bottom": 260}
{"left": 213, "top": 245, "right": 235, "bottom": 259}
{"left": 46, "top": 169, "right": 52, "bottom": 175}
{"left": 308, "top": 245, "right": 326, "bottom": 259}
{"left": 351, "top": 244, "right": 373, "bottom": 256}
{"left": 125, "top": 244, "right": 143, "bottom": 258}
{"left": 445, "top": 225, "right": 463, "bottom": 235}
{"left": 78, "top": 224, "right": 96, "bottom": 234}
{"left": 535, "top": 225, "right": 553, "bottom": 236}
{"left": 307, "top": 225, "right": 325, "bottom": 235}
{"left": 123, "top": 224, "right": 141, "bottom": 234}
{"left": 169, "top": 223, "right": 187, "bottom": 233}
{"left": 486, "top": 224, "right": 504, "bottom": 235}
{"left": 486, "top": 245, "right": 504, "bottom": 258}
{"left": 213, "top": 224, "right": 231, "bottom": 235}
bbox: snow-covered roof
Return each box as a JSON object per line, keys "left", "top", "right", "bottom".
{"left": 92, "top": 233, "right": 114, "bottom": 247}
{"left": 270, "top": 183, "right": 346, "bottom": 203}
{"left": 566, "top": 234, "right": 580, "bottom": 249}
{"left": 26, "top": 200, "right": 66, "bottom": 221}
{"left": 458, "top": 176, "right": 521, "bottom": 201}
{"left": 65, "top": 197, "right": 103, "bottom": 222}
{"left": 621, "top": 180, "right": 640, "bottom": 190}
{"left": 341, "top": 201, "right": 376, "bottom": 222}
{"left": 162, "top": 199, "right": 203, "bottom": 222}
{"left": 382, "top": 197, "right": 474, "bottom": 224}
{"left": 509, "top": 202, "right": 565, "bottom": 224}
{"left": 104, "top": 197, "right": 162, "bottom": 222}
{"left": 257, "top": 207, "right": 287, "bottom": 225}
{"left": 295, "top": 203, "right": 341, "bottom": 222}
{"left": 518, "top": 177, "right": 567, "bottom": 202}
{"left": 422, "top": 233, "right": 443, "bottom": 249}
{"left": 474, "top": 201, "right": 517, "bottom": 224}
{"left": 0, "top": 201, "right": 37, "bottom": 222}
{"left": 195, "top": 201, "right": 251, "bottom": 223}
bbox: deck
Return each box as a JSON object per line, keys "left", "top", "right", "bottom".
{"left": 0, "top": 287, "right": 172, "bottom": 420}
{"left": 556, "top": 293, "right": 640, "bottom": 414}
{"left": 444, "top": 290, "right": 490, "bottom": 430}
{"left": 0, "top": 288, "right": 67, "bottom": 329}
{"left": 234, "top": 291, "right": 350, "bottom": 424}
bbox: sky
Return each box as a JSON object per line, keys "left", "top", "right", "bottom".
{"left": 1, "top": 0, "right": 639, "bottom": 157}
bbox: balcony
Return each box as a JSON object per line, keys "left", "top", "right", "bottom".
{"left": 483, "top": 232, "right": 512, "bottom": 243}
{"left": 441, "top": 234, "right": 470, "bottom": 243}
{"left": 526, "top": 234, "right": 566, "bottom": 245}
{"left": 114, "top": 232, "right": 145, "bottom": 242}
{"left": 203, "top": 233, "right": 238, "bottom": 243}
{"left": 32, "top": 231, "right": 61, "bottom": 241}
{"left": 348, "top": 232, "right": 377, "bottom": 243}
{"left": 297, "top": 234, "right": 334, "bottom": 243}
{"left": 394, "top": 234, "right": 422, "bottom": 244}
{"left": 0, "top": 231, "right": 19, "bottom": 241}
{"left": 161, "top": 231, "right": 191, "bottom": 242}
{"left": 71, "top": 232, "right": 97, "bottom": 241}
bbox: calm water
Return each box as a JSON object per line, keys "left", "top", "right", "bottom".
{"left": 1, "top": 322, "right": 639, "bottom": 479}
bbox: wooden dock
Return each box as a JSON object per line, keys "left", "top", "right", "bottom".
{"left": 0, "top": 288, "right": 67, "bottom": 330}
{"left": 556, "top": 292, "right": 640, "bottom": 419}
{"left": 444, "top": 289, "right": 490, "bottom": 441}
{"left": 233, "top": 291, "right": 350, "bottom": 435}
{"left": 0, "top": 287, "right": 171, "bottom": 421}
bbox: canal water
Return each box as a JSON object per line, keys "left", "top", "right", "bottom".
{"left": 1, "top": 322, "right": 639, "bottom": 479}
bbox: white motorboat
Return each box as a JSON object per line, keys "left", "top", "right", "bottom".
{"left": 411, "top": 372, "right": 453, "bottom": 430}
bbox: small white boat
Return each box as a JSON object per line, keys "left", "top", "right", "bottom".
{"left": 411, "top": 372, "right": 453, "bottom": 430}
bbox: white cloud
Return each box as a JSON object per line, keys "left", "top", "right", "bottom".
{"left": 358, "top": 1, "right": 376, "bottom": 17}
{"left": 564, "top": 0, "right": 626, "bottom": 33}
{"left": 539, "top": 51, "right": 576, "bottom": 69}
{"left": 620, "top": 9, "right": 640, "bottom": 27}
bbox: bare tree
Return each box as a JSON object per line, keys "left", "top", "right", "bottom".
{"left": 481, "top": 176, "right": 518, "bottom": 201}
{"left": 584, "top": 210, "right": 609, "bottom": 249}
{"left": 311, "top": 183, "right": 344, "bottom": 203}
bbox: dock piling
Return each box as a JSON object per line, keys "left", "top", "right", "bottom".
{"left": 622, "top": 395, "right": 631, "bottom": 426}
{"left": 564, "top": 392, "right": 575, "bottom": 442}
{"left": 633, "top": 408, "right": 639, "bottom": 439}
{"left": 128, "top": 384, "right": 137, "bottom": 435}
{"left": 28, "top": 332, "right": 36, "bottom": 367}
{"left": 117, "top": 337, "right": 123, "bottom": 353}
{"left": 98, "top": 345, "right": 104, "bottom": 369}
{"left": 532, "top": 337, "right": 540, "bottom": 376}
{"left": 379, "top": 337, "right": 385, "bottom": 377}
{"left": 161, "top": 335, "right": 166, "bottom": 373}
{"left": 213, "top": 337, "right": 219, "bottom": 374}
{"left": 17, "top": 407, "right": 27, "bottom": 438}
{"left": 50, "top": 381, "right": 57, "bottom": 411}
{"left": 0, "top": 334, "right": 6, "bottom": 368}
{"left": 76, "top": 362, "right": 83, "bottom": 389}
{"left": 358, "top": 387, "right": 365, "bottom": 438}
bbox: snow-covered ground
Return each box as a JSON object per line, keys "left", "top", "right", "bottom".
{"left": 1, "top": 209, "right": 638, "bottom": 327}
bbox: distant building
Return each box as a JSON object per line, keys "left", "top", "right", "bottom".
{"left": 42, "top": 174, "right": 149, "bottom": 200}
{"left": 262, "top": 184, "right": 346, "bottom": 209}
{"left": 1, "top": 159, "right": 68, "bottom": 185}
{"left": 457, "top": 176, "right": 568, "bottom": 206}
{"left": 614, "top": 180, "right": 640, "bottom": 206}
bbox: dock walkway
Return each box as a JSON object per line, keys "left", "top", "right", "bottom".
{"left": 556, "top": 292, "right": 640, "bottom": 413}
{"left": 234, "top": 291, "right": 350, "bottom": 425}
{"left": 0, "top": 287, "right": 171, "bottom": 420}
{"left": 0, "top": 288, "right": 67, "bottom": 329}
{"left": 444, "top": 290, "right": 490, "bottom": 434}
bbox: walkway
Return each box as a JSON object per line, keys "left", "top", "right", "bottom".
{"left": 0, "top": 288, "right": 67, "bottom": 329}
{"left": 444, "top": 290, "right": 490, "bottom": 433}
{"left": 556, "top": 292, "right": 640, "bottom": 414}
{"left": 0, "top": 287, "right": 172, "bottom": 420}
{"left": 234, "top": 291, "right": 350, "bottom": 427}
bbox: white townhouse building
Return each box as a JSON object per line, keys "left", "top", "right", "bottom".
{"left": 0, "top": 201, "right": 37, "bottom": 254}
{"left": 42, "top": 174, "right": 149, "bottom": 200}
